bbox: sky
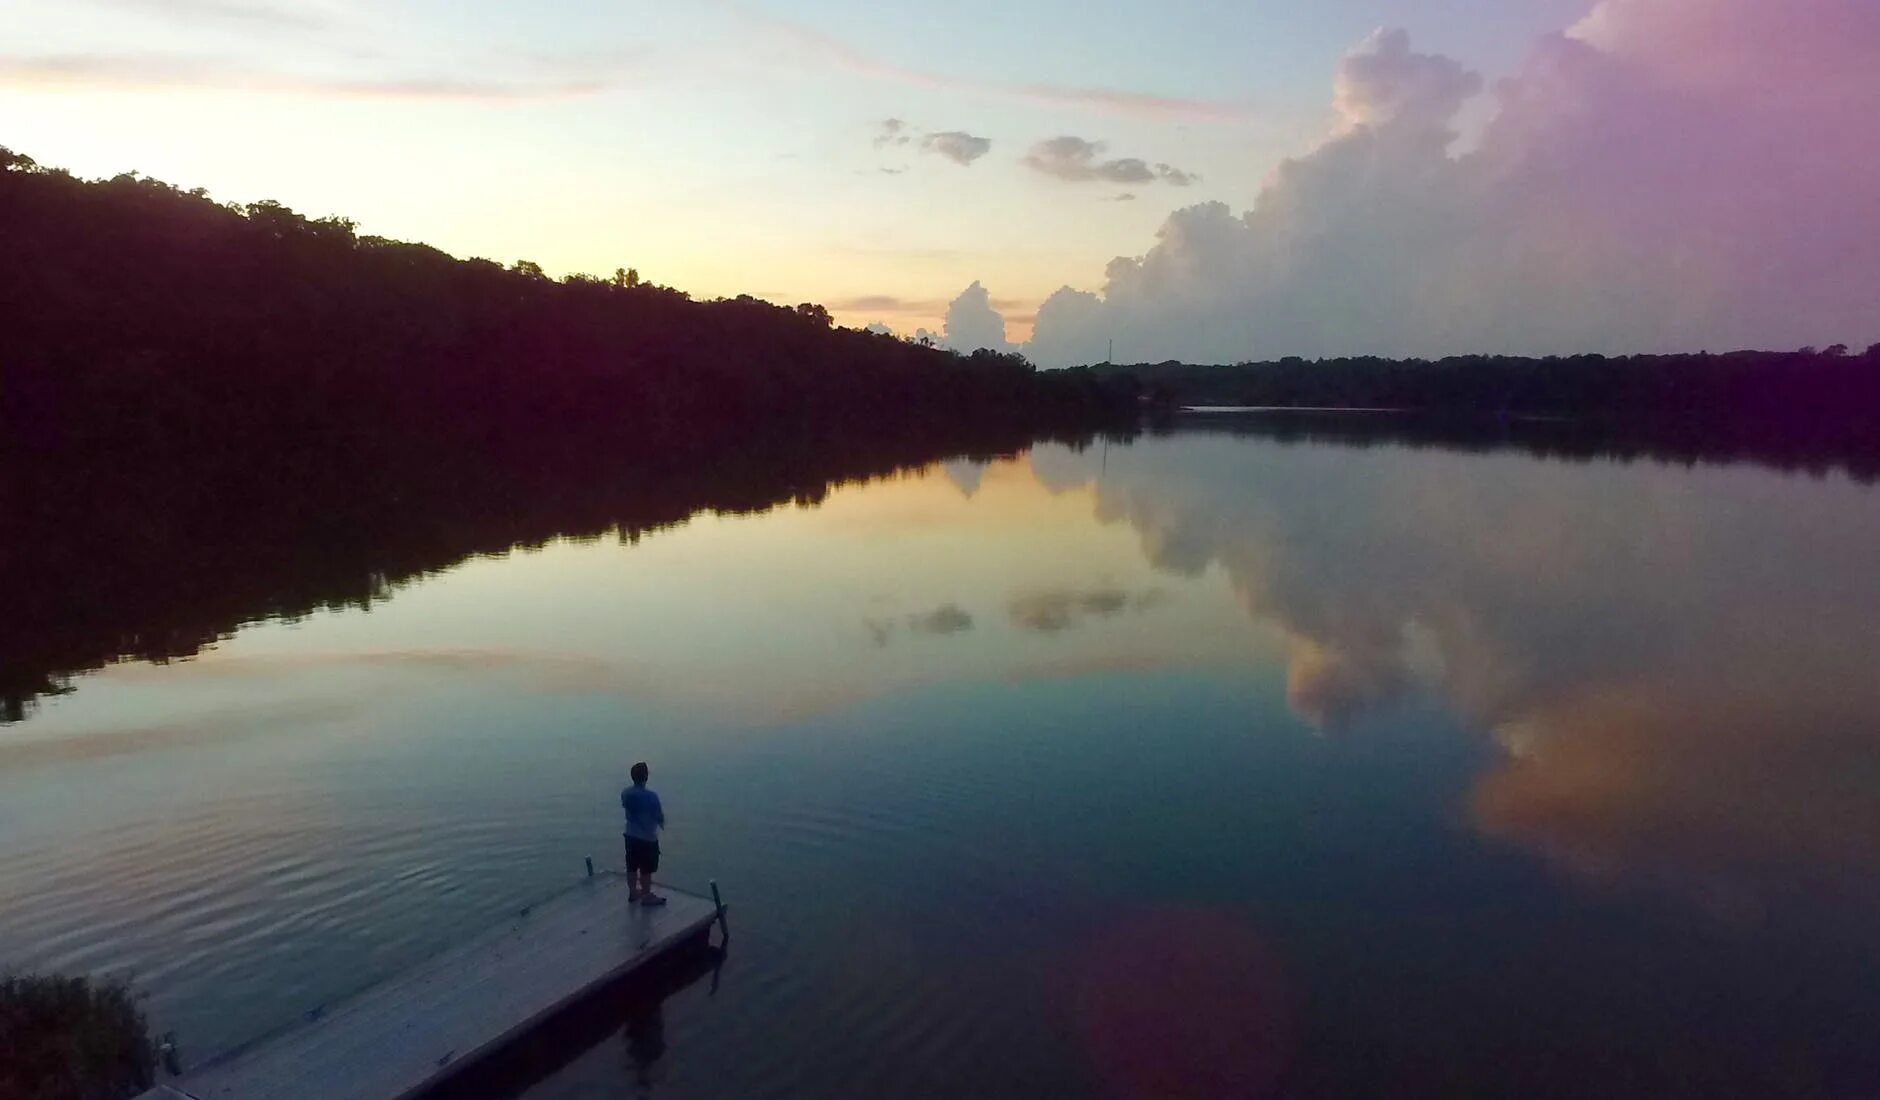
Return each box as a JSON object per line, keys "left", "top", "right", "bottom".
{"left": 4, "top": 0, "right": 1875, "bottom": 362}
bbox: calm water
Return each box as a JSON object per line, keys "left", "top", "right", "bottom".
{"left": 6, "top": 426, "right": 1880, "bottom": 1098}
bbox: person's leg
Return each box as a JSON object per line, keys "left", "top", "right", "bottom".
{"left": 626, "top": 836, "right": 642, "bottom": 900}
{"left": 641, "top": 845, "right": 664, "bottom": 905}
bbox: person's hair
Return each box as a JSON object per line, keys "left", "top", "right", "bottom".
{"left": 631, "top": 761, "right": 649, "bottom": 785}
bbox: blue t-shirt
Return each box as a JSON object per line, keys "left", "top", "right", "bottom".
{"left": 622, "top": 785, "right": 664, "bottom": 842}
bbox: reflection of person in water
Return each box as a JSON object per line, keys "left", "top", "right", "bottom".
{"left": 625, "top": 1002, "right": 667, "bottom": 1097}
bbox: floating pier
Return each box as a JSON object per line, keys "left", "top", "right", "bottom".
{"left": 140, "top": 873, "right": 724, "bottom": 1100}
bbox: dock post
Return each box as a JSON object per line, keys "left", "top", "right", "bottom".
{"left": 710, "top": 879, "right": 729, "bottom": 945}
{"left": 585, "top": 856, "right": 594, "bottom": 878}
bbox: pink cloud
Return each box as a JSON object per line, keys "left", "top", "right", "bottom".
{"left": 737, "top": 7, "right": 1256, "bottom": 122}
{"left": 1016, "top": 0, "right": 1880, "bottom": 364}
{"left": 0, "top": 53, "right": 624, "bottom": 102}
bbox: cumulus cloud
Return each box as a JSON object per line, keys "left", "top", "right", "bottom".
{"left": 920, "top": 130, "right": 991, "bottom": 166}
{"left": 1022, "top": 136, "right": 1198, "bottom": 186}
{"left": 1332, "top": 27, "right": 1480, "bottom": 132}
{"left": 1013, "top": 3, "right": 1880, "bottom": 366}
{"left": 942, "top": 280, "right": 1013, "bottom": 353}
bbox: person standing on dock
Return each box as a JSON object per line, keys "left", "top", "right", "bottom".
{"left": 622, "top": 761, "right": 667, "bottom": 907}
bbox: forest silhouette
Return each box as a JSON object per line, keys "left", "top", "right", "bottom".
{"left": 1110, "top": 346, "right": 1880, "bottom": 460}
{"left": 0, "top": 144, "right": 1133, "bottom": 470}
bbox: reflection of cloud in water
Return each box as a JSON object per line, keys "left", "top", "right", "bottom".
{"left": 1026, "top": 437, "right": 1880, "bottom": 901}
{"left": 1001, "top": 652, "right": 1185, "bottom": 684}
{"left": 1027, "top": 444, "right": 1108, "bottom": 496}
{"left": 908, "top": 603, "right": 974, "bottom": 635}
{"left": 97, "top": 647, "right": 702, "bottom": 717}
{"left": 102, "top": 649, "right": 619, "bottom": 682}
{"left": 941, "top": 459, "right": 988, "bottom": 499}
{"left": 1008, "top": 586, "right": 1167, "bottom": 633}
{"left": 1471, "top": 689, "right": 1880, "bottom": 906}
{"left": 866, "top": 603, "right": 976, "bottom": 647}
{"left": 1284, "top": 638, "right": 1408, "bottom": 733}
{"left": 0, "top": 699, "right": 359, "bottom": 772}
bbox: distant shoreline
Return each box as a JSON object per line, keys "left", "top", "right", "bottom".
{"left": 1181, "top": 405, "right": 1408, "bottom": 414}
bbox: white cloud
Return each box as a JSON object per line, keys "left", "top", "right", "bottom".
{"left": 941, "top": 280, "right": 1012, "bottom": 353}
{"left": 1331, "top": 27, "right": 1480, "bottom": 133}
{"left": 1010, "top": 3, "right": 1880, "bottom": 365}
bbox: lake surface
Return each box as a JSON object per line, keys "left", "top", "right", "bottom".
{"left": 6, "top": 422, "right": 1880, "bottom": 1098}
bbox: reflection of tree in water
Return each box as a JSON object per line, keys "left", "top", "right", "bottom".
{"left": 1121, "top": 350, "right": 1880, "bottom": 481}
{"left": 2, "top": 420, "right": 1133, "bottom": 722}
{"left": 1151, "top": 408, "right": 1880, "bottom": 483}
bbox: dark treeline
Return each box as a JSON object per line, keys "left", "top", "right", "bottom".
{"left": 1, "top": 145, "right": 1134, "bottom": 479}
{"left": 1104, "top": 348, "right": 1880, "bottom": 456}
{"left": 0, "top": 147, "right": 1137, "bottom": 718}
{"left": 1157, "top": 409, "right": 1880, "bottom": 482}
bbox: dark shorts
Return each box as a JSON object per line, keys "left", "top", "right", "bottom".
{"left": 624, "top": 835, "right": 660, "bottom": 874}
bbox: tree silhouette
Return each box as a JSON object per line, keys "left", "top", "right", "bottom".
{"left": 1098, "top": 347, "right": 1880, "bottom": 451}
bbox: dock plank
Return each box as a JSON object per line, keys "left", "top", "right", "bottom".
{"left": 152, "top": 874, "right": 716, "bottom": 1100}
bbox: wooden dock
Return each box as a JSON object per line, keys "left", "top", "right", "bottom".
{"left": 141, "top": 874, "right": 722, "bottom": 1100}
